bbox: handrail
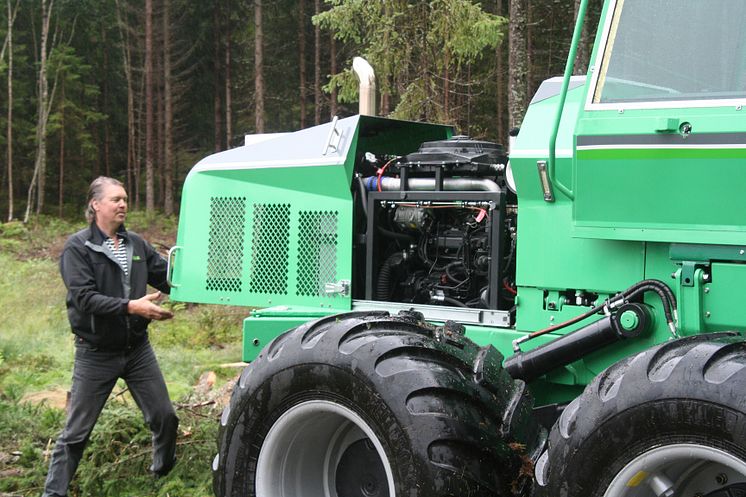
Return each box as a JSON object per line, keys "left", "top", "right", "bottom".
{"left": 166, "top": 245, "right": 183, "bottom": 288}
{"left": 322, "top": 116, "right": 341, "bottom": 156}
{"left": 547, "top": 0, "right": 589, "bottom": 201}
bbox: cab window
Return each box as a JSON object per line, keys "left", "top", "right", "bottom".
{"left": 594, "top": 0, "right": 746, "bottom": 104}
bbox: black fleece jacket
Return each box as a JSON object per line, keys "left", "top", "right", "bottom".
{"left": 60, "top": 223, "right": 170, "bottom": 350}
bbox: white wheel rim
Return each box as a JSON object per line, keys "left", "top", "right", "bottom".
{"left": 255, "top": 400, "right": 395, "bottom": 497}
{"left": 604, "top": 443, "right": 746, "bottom": 497}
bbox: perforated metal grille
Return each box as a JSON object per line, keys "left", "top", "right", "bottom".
{"left": 296, "top": 211, "right": 338, "bottom": 297}
{"left": 248, "top": 203, "right": 291, "bottom": 294}
{"left": 205, "top": 197, "right": 247, "bottom": 292}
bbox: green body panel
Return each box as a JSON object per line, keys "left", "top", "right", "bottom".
{"left": 704, "top": 264, "right": 746, "bottom": 330}
{"left": 241, "top": 306, "right": 343, "bottom": 361}
{"left": 573, "top": 112, "right": 746, "bottom": 244}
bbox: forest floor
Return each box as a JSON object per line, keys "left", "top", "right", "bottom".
{"left": 0, "top": 214, "right": 246, "bottom": 497}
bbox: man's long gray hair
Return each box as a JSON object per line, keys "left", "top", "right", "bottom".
{"left": 85, "top": 176, "right": 125, "bottom": 223}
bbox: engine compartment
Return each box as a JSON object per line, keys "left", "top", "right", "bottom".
{"left": 351, "top": 136, "right": 517, "bottom": 312}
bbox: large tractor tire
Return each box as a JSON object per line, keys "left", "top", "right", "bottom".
{"left": 534, "top": 333, "right": 746, "bottom": 497}
{"left": 213, "top": 311, "right": 545, "bottom": 497}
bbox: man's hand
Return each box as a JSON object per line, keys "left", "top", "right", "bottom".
{"left": 127, "top": 292, "right": 174, "bottom": 320}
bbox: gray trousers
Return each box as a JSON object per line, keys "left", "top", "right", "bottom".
{"left": 43, "top": 338, "right": 179, "bottom": 497}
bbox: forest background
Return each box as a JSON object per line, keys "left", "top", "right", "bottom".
{"left": 0, "top": 0, "right": 602, "bottom": 223}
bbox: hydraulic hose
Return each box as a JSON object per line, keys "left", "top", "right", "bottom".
{"left": 512, "top": 279, "right": 678, "bottom": 352}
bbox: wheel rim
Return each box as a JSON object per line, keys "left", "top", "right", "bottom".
{"left": 255, "top": 400, "right": 394, "bottom": 497}
{"left": 604, "top": 443, "right": 746, "bottom": 497}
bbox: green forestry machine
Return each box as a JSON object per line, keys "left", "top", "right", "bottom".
{"left": 169, "top": 0, "right": 746, "bottom": 495}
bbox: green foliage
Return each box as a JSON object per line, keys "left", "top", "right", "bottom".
{"left": 0, "top": 216, "right": 84, "bottom": 256}
{"left": 315, "top": 0, "right": 506, "bottom": 124}
{"left": 428, "top": 0, "right": 505, "bottom": 63}
{"left": 0, "top": 398, "right": 219, "bottom": 497}
{"left": 125, "top": 210, "right": 180, "bottom": 237}
{"left": 47, "top": 43, "right": 107, "bottom": 163}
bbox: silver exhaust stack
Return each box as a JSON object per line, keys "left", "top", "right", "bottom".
{"left": 352, "top": 57, "right": 376, "bottom": 116}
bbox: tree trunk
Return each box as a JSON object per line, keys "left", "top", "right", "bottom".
{"left": 380, "top": 2, "right": 391, "bottom": 116}
{"left": 496, "top": 0, "right": 506, "bottom": 144}
{"left": 213, "top": 4, "right": 222, "bottom": 151}
{"left": 25, "top": 0, "right": 54, "bottom": 222}
{"left": 254, "top": 0, "right": 265, "bottom": 132}
{"left": 155, "top": 16, "right": 164, "bottom": 208}
{"left": 163, "top": 0, "right": 174, "bottom": 215}
{"left": 313, "top": 0, "right": 321, "bottom": 125}
{"left": 298, "top": 0, "right": 306, "bottom": 128}
{"left": 102, "top": 23, "right": 110, "bottom": 176}
{"left": 58, "top": 79, "right": 65, "bottom": 218}
{"left": 443, "top": 50, "right": 450, "bottom": 120}
{"left": 508, "top": 0, "right": 528, "bottom": 129}
{"left": 225, "top": 10, "right": 232, "bottom": 148}
{"left": 6, "top": 0, "right": 17, "bottom": 221}
{"left": 135, "top": 68, "right": 145, "bottom": 209}
{"left": 144, "top": 0, "right": 154, "bottom": 212}
{"left": 329, "top": 31, "right": 337, "bottom": 118}
{"left": 36, "top": 0, "right": 52, "bottom": 214}
{"left": 526, "top": 1, "right": 533, "bottom": 97}
{"left": 115, "top": 0, "right": 136, "bottom": 202}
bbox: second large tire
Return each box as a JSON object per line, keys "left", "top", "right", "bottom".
{"left": 534, "top": 332, "right": 746, "bottom": 497}
{"left": 213, "top": 311, "right": 546, "bottom": 497}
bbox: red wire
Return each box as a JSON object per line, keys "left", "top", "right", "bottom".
{"left": 503, "top": 279, "right": 517, "bottom": 295}
{"left": 377, "top": 158, "right": 398, "bottom": 192}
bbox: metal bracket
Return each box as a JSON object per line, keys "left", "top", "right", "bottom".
{"left": 674, "top": 265, "right": 706, "bottom": 334}
{"left": 322, "top": 116, "right": 342, "bottom": 156}
{"left": 324, "top": 279, "right": 350, "bottom": 297}
{"left": 680, "top": 261, "right": 698, "bottom": 287}
{"left": 545, "top": 290, "right": 564, "bottom": 311}
{"left": 166, "top": 245, "right": 183, "bottom": 288}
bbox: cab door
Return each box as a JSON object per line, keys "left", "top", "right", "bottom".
{"left": 572, "top": 0, "right": 746, "bottom": 246}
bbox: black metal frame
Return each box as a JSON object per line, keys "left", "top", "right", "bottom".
{"left": 364, "top": 189, "right": 506, "bottom": 310}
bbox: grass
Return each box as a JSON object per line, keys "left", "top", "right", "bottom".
{"left": 0, "top": 214, "right": 247, "bottom": 497}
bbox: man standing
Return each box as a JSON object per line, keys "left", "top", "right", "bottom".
{"left": 43, "top": 177, "right": 178, "bottom": 497}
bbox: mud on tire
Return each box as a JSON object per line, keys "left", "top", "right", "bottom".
{"left": 213, "top": 311, "right": 546, "bottom": 497}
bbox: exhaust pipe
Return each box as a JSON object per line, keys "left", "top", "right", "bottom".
{"left": 352, "top": 57, "right": 376, "bottom": 116}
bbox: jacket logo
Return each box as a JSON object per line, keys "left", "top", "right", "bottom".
{"left": 133, "top": 255, "right": 142, "bottom": 261}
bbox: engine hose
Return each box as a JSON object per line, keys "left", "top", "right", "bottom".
{"left": 376, "top": 252, "right": 403, "bottom": 300}
{"left": 377, "top": 225, "right": 414, "bottom": 243}
{"left": 355, "top": 175, "right": 368, "bottom": 218}
{"left": 445, "top": 262, "right": 466, "bottom": 283}
{"left": 442, "top": 296, "right": 468, "bottom": 308}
